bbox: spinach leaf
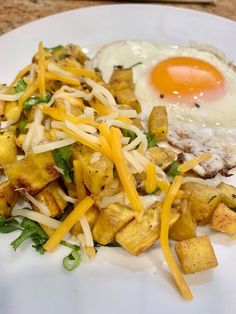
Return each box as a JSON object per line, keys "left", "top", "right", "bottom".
{"left": 15, "top": 78, "right": 27, "bottom": 93}
{"left": 23, "top": 92, "right": 52, "bottom": 110}
{"left": 54, "top": 145, "right": 73, "bottom": 183}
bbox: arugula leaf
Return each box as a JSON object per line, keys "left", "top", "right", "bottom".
{"left": 145, "top": 132, "right": 157, "bottom": 148}
{"left": 63, "top": 249, "right": 81, "bottom": 271}
{"left": 11, "top": 218, "right": 48, "bottom": 254}
{"left": 18, "top": 118, "right": 28, "bottom": 134}
{"left": 45, "top": 45, "right": 64, "bottom": 52}
{"left": 54, "top": 145, "right": 73, "bottom": 183}
{"left": 15, "top": 78, "right": 27, "bottom": 93}
{"left": 0, "top": 216, "right": 22, "bottom": 233}
{"left": 23, "top": 92, "right": 52, "bottom": 110}
{"left": 121, "top": 129, "right": 137, "bottom": 143}
{"left": 166, "top": 161, "right": 181, "bottom": 178}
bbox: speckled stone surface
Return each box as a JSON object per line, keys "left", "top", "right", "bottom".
{"left": 0, "top": 0, "right": 235, "bottom": 35}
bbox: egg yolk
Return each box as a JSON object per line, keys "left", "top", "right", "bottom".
{"left": 150, "top": 56, "right": 225, "bottom": 105}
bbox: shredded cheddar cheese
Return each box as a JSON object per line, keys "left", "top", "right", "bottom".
{"left": 160, "top": 175, "right": 193, "bottom": 300}
{"left": 46, "top": 72, "right": 81, "bottom": 86}
{"left": 110, "top": 127, "right": 144, "bottom": 219}
{"left": 99, "top": 136, "right": 113, "bottom": 160}
{"left": 73, "top": 160, "right": 87, "bottom": 201}
{"left": 38, "top": 41, "right": 46, "bottom": 97}
{"left": 178, "top": 152, "right": 212, "bottom": 173}
{"left": 145, "top": 162, "right": 157, "bottom": 194}
{"left": 44, "top": 196, "right": 94, "bottom": 252}
{"left": 54, "top": 63, "right": 96, "bottom": 79}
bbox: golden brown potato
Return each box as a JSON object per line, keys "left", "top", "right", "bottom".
{"left": 71, "top": 206, "right": 99, "bottom": 236}
{"left": 146, "top": 146, "right": 177, "bottom": 170}
{"left": 78, "top": 151, "right": 113, "bottom": 195}
{"left": 109, "top": 68, "right": 134, "bottom": 90}
{"left": 116, "top": 202, "right": 180, "bottom": 255}
{"left": 210, "top": 203, "right": 236, "bottom": 235}
{"left": 6, "top": 152, "right": 60, "bottom": 195}
{"left": 217, "top": 182, "right": 236, "bottom": 209}
{"left": 92, "top": 203, "right": 134, "bottom": 245}
{"left": 114, "top": 89, "right": 141, "bottom": 113}
{"left": 169, "top": 206, "right": 197, "bottom": 241}
{"left": 148, "top": 106, "right": 168, "bottom": 142}
{"left": 181, "top": 182, "right": 222, "bottom": 225}
{"left": 33, "top": 181, "right": 67, "bottom": 217}
{"left": 0, "top": 180, "right": 17, "bottom": 217}
{"left": 175, "top": 236, "right": 218, "bottom": 274}
{"left": 0, "top": 130, "right": 17, "bottom": 167}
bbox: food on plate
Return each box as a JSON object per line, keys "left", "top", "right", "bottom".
{"left": 0, "top": 41, "right": 236, "bottom": 300}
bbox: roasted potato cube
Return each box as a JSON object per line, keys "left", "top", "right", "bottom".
{"left": 114, "top": 89, "right": 141, "bottom": 113}
{"left": 170, "top": 206, "right": 197, "bottom": 241}
{"left": 92, "top": 203, "right": 134, "bottom": 245}
{"left": 217, "top": 182, "right": 236, "bottom": 209}
{"left": 71, "top": 206, "right": 99, "bottom": 236}
{"left": 0, "top": 131, "right": 17, "bottom": 167}
{"left": 181, "top": 183, "right": 222, "bottom": 225}
{"left": 148, "top": 106, "right": 168, "bottom": 142}
{"left": 79, "top": 152, "right": 113, "bottom": 195}
{"left": 110, "top": 68, "right": 134, "bottom": 90}
{"left": 175, "top": 236, "right": 218, "bottom": 274}
{"left": 33, "top": 181, "right": 67, "bottom": 217}
{"left": 0, "top": 180, "right": 17, "bottom": 217}
{"left": 116, "top": 202, "right": 180, "bottom": 255}
{"left": 210, "top": 203, "right": 236, "bottom": 235}
{"left": 6, "top": 152, "right": 60, "bottom": 194}
{"left": 146, "top": 146, "right": 177, "bottom": 170}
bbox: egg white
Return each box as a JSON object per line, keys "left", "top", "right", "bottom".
{"left": 92, "top": 40, "right": 236, "bottom": 128}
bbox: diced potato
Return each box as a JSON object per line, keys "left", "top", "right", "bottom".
{"left": 92, "top": 203, "right": 134, "bottom": 245}
{"left": 109, "top": 68, "right": 134, "bottom": 90}
{"left": 6, "top": 152, "right": 60, "bottom": 194}
{"left": 71, "top": 206, "right": 99, "bottom": 236}
{"left": 116, "top": 202, "right": 180, "bottom": 255}
{"left": 0, "top": 100, "right": 5, "bottom": 119}
{"left": 169, "top": 205, "right": 197, "bottom": 241}
{"left": 64, "top": 181, "right": 78, "bottom": 198}
{"left": 79, "top": 152, "right": 113, "bottom": 195}
{"left": 210, "top": 203, "right": 236, "bottom": 235}
{"left": 148, "top": 106, "right": 168, "bottom": 142}
{"left": 146, "top": 146, "right": 177, "bottom": 170}
{"left": 175, "top": 236, "right": 218, "bottom": 274}
{"left": 0, "top": 180, "right": 17, "bottom": 217}
{"left": 114, "top": 89, "right": 141, "bottom": 113}
{"left": 181, "top": 182, "right": 222, "bottom": 225}
{"left": 0, "top": 130, "right": 17, "bottom": 167}
{"left": 33, "top": 181, "right": 67, "bottom": 217}
{"left": 217, "top": 182, "right": 236, "bottom": 209}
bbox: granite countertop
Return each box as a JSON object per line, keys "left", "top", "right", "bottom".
{"left": 0, "top": 0, "right": 235, "bottom": 35}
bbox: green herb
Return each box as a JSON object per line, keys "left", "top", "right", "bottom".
{"left": 58, "top": 53, "right": 67, "bottom": 60}
{"left": 145, "top": 132, "right": 156, "bottom": 148}
{"left": 0, "top": 216, "right": 22, "bottom": 233}
{"left": 18, "top": 118, "right": 28, "bottom": 134}
{"left": 14, "top": 78, "right": 27, "bottom": 93}
{"left": 121, "top": 129, "right": 137, "bottom": 142}
{"left": 23, "top": 92, "right": 52, "bottom": 110}
{"left": 11, "top": 218, "right": 48, "bottom": 254}
{"left": 94, "top": 241, "right": 121, "bottom": 248}
{"left": 45, "top": 45, "right": 64, "bottom": 52}
{"left": 60, "top": 240, "right": 80, "bottom": 251}
{"left": 128, "top": 62, "right": 143, "bottom": 69}
{"left": 54, "top": 145, "right": 73, "bottom": 183}
{"left": 166, "top": 161, "right": 181, "bottom": 178}
{"left": 148, "top": 186, "right": 161, "bottom": 195}
{"left": 63, "top": 249, "right": 81, "bottom": 271}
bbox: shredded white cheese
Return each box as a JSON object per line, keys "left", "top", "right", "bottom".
{"left": 32, "top": 138, "right": 76, "bottom": 154}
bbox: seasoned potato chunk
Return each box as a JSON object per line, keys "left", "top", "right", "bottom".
{"left": 92, "top": 204, "right": 134, "bottom": 245}
{"left": 148, "top": 106, "right": 168, "bottom": 142}
{"left": 0, "top": 180, "right": 17, "bottom": 217}
{"left": 0, "top": 131, "right": 17, "bottom": 167}
{"left": 6, "top": 152, "right": 60, "bottom": 194}
{"left": 169, "top": 206, "right": 197, "bottom": 241}
{"left": 33, "top": 181, "right": 67, "bottom": 217}
{"left": 71, "top": 206, "right": 99, "bottom": 236}
{"left": 79, "top": 152, "right": 113, "bottom": 195}
{"left": 175, "top": 236, "right": 218, "bottom": 274}
{"left": 146, "top": 146, "right": 177, "bottom": 170}
{"left": 217, "top": 182, "right": 236, "bottom": 209}
{"left": 181, "top": 183, "right": 222, "bottom": 225}
{"left": 109, "top": 68, "right": 134, "bottom": 90}
{"left": 210, "top": 203, "right": 236, "bottom": 235}
{"left": 116, "top": 202, "right": 179, "bottom": 255}
{"left": 114, "top": 89, "right": 141, "bottom": 113}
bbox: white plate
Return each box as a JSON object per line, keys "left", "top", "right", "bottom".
{"left": 1, "top": 4, "right": 236, "bottom": 314}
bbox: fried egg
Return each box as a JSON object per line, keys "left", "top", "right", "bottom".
{"left": 92, "top": 41, "right": 236, "bottom": 178}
